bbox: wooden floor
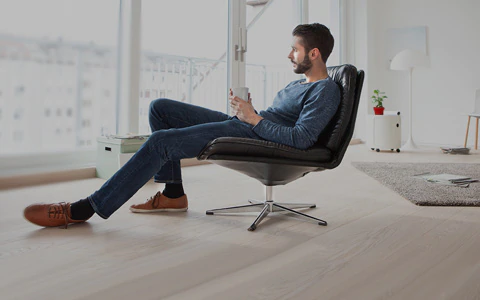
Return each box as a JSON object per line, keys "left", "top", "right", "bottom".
{"left": 1, "top": 145, "right": 480, "bottom": 300}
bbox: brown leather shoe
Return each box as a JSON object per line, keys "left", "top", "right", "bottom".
{"left": 130, "top": 191, "right": 188, "bottom": 213}
{"left": 24, "top": 202, "right": 89, "bottom": 229}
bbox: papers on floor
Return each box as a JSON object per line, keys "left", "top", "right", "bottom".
{"left": 414, "top": 173, "right": 478, "bottom": 188}
{"left": 441, "top": 147, "right": 470, "bottom": 154}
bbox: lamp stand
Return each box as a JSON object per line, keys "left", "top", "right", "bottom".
{"left": 402, "top": 67, "right": 418, "bottom": 150}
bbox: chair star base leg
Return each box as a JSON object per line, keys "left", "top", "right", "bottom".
{"left": 248, "top": 204, "right": 270, "bottom": 231}
{"left": 206, "top": 203, "right": 264, "bottom": 214}
{"left": 272, "top": 203, "right": 327, "bottom": 226}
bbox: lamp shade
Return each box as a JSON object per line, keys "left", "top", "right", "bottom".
{"left": 390, "top": 49, "right": 430, "bottom": 70}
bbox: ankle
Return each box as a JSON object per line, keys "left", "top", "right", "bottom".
{"left": 162, "top": 183, "right": 185, "bottom": 199}
{"left": 70, "top": 198, "right": 95, "bottom": 220}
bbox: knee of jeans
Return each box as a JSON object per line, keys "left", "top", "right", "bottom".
{"left": 149, "top": 98, "right": 174, "bottom": 118}
{"left": 148, "top": 129, "right": 178, "bottom": 157}
{"left": 149, "top": 130, "right": 164, "bottom": 142}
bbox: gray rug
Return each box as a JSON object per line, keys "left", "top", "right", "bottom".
{"left": 352, "top": 162, "right": 480, "bottom": 206}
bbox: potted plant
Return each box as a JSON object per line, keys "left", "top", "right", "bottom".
{"left": 371, "top": 89, "right": 387, "bottom": 115}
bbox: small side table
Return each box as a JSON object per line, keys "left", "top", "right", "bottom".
{"left": 367, "top": 111, "right": 401, "bottom": 152}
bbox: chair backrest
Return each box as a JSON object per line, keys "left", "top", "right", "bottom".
{"left": 474, "top": 89, "right": 480, "bottom": 114}
{"left": 316, "top": 64, "right": 364, "bottom": 168}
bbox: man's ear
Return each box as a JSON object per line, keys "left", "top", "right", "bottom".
{"left": 311, "top": 48, "right": 322, "bottom": 61}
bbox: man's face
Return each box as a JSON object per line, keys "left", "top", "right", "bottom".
{"left": 288, "top": 36, "right": 312, "bottom": 74}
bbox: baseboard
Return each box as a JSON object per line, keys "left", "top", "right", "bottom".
{"left": 0, "top": 158, "right": 209, "bottom": 190}
{"left": 0, "top": 167, "right": 96, "bottom": 190}
{"left": 181, "top": 158, "right": 210, "bottom": 167}
{"left": 349, "top": 138, "right": 363, "bottom": 145}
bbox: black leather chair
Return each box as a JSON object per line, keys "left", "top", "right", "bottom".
{"left": 197, "top": 64, "right": 364, "bottom": 231}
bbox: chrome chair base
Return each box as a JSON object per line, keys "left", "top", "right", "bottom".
{"left": 206, "top": 187, "right": 327, "bottom": 231}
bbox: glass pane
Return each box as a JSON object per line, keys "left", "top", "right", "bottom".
{"left": 0, "top": 0, "right": 119, "bottom": 155}
{"left": 245, "top": 1, "right": 302, "bottom": 112}
{"left": 139, "top": 0, "right": 228, "bottom": 134}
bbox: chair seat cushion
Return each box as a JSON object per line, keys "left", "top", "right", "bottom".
{"left": 198, "top": 137, "right": 333, "bottom": 162}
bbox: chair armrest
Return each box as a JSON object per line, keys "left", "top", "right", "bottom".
{"left": 197, "top": 137, "right": 332, "bottom": 162}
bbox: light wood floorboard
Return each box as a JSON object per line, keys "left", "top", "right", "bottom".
{"left": 1, "top": 145, "right": 480, "bottom": 300}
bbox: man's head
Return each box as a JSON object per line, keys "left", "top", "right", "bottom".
{"left": 288, "top": 23, "right": 334, "bottom": 74}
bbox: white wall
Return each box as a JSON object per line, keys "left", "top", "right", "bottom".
{"left": 350, "top": 0, "right": 480, "bottom": 147}
{"left": 343, "top": 0, "right": 368, "bottom": 140}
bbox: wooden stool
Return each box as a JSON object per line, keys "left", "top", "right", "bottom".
{"left": 464, "top": 89, "right": 480, "bottom": 150}
{"left": 464, "top": 115, "right": 479, "bottom": 150}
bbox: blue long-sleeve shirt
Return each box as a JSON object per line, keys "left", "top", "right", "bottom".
{"left": 252, "top": 76, "right": 340, "bottom": 150}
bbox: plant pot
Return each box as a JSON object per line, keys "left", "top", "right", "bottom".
{"left": 373, "top": 106, "right": 385, "bottom": 115}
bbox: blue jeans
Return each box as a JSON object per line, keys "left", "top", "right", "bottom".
{"left": 88, "top": 99, "right": 262, "bottom": 219}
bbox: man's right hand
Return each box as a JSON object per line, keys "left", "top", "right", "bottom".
{"left": 229, "top": 89, "right": 263, "bottom": 126}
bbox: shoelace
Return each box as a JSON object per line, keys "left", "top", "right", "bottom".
{"left": 147, "top": 191, "right": 162, "bottom": 209}
{"left": 48, "top": 202, "right": 69, "bottom": 229}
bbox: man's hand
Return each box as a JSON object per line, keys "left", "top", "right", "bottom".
{"left": 229, "top": 89, "right": 263, "bottom": 126}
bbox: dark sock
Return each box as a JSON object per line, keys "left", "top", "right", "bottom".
{"left": 70, "top": 198, "right": 95, "bottom": 220}
{"left": 162, "top": 183, "right": 185, "bottom": 199}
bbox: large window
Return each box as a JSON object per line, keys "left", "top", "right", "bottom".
{"left": 0, "top": 0, "right": 119, "bottom": 156}
{"left": 0, "top": 0, "right": 341, "bottom": 175}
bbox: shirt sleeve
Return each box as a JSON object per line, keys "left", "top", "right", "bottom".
{"left": 252, "top": 84, "right": 340, "bottom": 150}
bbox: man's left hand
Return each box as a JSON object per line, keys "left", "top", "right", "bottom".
{"left": 229, "top": 89, "right": 263, "bottom": 126}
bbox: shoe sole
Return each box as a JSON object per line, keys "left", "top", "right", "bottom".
{"left": 129, "top": 207, "right": 188, "bottom": 213}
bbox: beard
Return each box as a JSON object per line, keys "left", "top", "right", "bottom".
{"left": 292, "top": 55, "right": 312, "bottom": 74}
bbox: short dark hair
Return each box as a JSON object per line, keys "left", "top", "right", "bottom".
{"left": 292, "top": 23, "right": 334, "bottom": 63}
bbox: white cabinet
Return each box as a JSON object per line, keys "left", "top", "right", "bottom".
{"left": 96, "top": 136, "right": 149, "bottom": 179}
{"left": 367, "top": 112, "right": 401, "bottom": 152}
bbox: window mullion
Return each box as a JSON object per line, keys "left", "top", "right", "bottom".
{"left": 227, "top": 0, "right": 247, "bottom": 114}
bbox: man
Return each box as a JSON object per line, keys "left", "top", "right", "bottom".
{"left": 24, "top": 23, "right": 341, "bottom": 228}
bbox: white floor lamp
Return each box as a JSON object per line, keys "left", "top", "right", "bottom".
{"left": 390, "top": 49, "right": 429, "bottom": 150}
